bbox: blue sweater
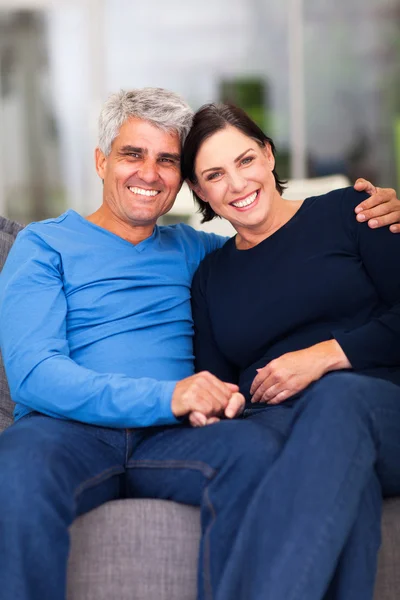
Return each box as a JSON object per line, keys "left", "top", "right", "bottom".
{"left": 0, "top": 210, "right": 224, "bottom": 427}
{"left": 191, "top": 188, "right": 400, "bottom": 401}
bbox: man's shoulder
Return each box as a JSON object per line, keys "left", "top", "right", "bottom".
{"left": 11, "top": 211, "right": 84, "bottom": 259}
{"left": 158, "top": 222, "right": 227, "bottom": 254}
{"left": 27, "top": 210, "right": 72, "bottom": 229}
{"left": 21, "top": 210, "right": 73, "bottom": 239}
{"left": 159, "top": 221, "right": 222, "bottom": 241}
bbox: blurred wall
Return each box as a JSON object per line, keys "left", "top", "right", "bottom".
{"left": 0, "top": 0, "right": 399, "bottom": 222}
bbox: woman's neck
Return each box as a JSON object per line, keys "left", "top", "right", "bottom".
{"left": 235, "top": 198, "right": 304, "bottom": 250}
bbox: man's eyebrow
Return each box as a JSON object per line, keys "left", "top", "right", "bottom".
{"left": 201, "top": 148, "right": 254, "bottom": 176}
{"left": 158, "top": 152, "right": 181, "bottom": 162}
{"left": 118, "top": 147, "right": 180, "bottom": 162}
{"left": 119, "top": 145, "right": 144, "bottom": 154}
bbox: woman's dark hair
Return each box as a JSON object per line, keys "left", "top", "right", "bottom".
{"left": 181, "top": 103, "right": 287, "bottom": 223}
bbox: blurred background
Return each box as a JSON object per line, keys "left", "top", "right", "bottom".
{"left": 0, "top": 0, "right": 399, "bottom": 225}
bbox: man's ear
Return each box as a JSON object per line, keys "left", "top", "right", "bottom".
{"left": 95, "top": 147, "right": 107, "bottom": 180}
{"left": 187, "top": 181, "right": 208, "bottom": 203}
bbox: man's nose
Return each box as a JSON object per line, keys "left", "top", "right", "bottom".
{"left": 137, "top": 160, "right": 159, "bottom": 184}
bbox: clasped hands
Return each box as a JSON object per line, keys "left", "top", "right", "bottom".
{"left": 172, "top": 339, "right": 350, "bottom": 429}
{"left": 171, "top": 339, "right": 347, "bottom": 428}
{"left": 171, "top": 371, "right": 245, "bottom": 427}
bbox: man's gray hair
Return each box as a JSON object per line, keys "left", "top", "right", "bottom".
{"left": 98, "top": 88, "right": 194, "bottom": 155}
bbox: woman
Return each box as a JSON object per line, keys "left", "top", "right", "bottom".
{"left": 181, "top": 103, "right": 400, "bottom": 600}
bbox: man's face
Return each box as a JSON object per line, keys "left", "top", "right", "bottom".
{"left": 95, "top": 117, "right": 183, "bottom": 229}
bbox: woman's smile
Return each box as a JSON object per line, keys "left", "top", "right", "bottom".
{"left": 230, "top": 189, "right": 260, "bottom": 210}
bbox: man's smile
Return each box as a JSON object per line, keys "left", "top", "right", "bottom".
{"left": 128, "top": 186, "right": 160, "bottom": 197}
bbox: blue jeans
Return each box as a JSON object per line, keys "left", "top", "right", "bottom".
{"left": 232, "top": 372, "right": 400, "bottom": 600}
{"left": 0, "top": 407, "right": 283, "bottom": 600}
{"left": 0, "top": 372, "right": 400, "bottom": 600}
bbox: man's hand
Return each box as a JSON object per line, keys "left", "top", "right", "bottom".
{"left": 354, "top": 178, "right": 400, "bottom": 233}
{"left": 188, "top": 391, "right": 245, "bottom": 427}
{"left": 171, "top": 371, "right": 244, "bottom": 424}
{"left": 250, "top": 340, "right": 351, "bottom": 405}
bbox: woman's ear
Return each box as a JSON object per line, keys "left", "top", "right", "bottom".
{"left": 263, "top": 142, "right": 276, "bottom": 171}
{"left": 187, "top": 181, "right": 208, "bottom": 203}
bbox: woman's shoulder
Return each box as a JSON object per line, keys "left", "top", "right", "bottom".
{"left": 306, "top": 186, "right": 368, "bottom": 210}
{"left": 299, "top": 187, "right": 368, "bottom": 230}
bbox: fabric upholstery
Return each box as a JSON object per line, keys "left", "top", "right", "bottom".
{"left": 375, "top": 498, "right": 400, "bottom": 599}
{"left": 68, "top": 499, "right": 200, "bottom": 600}
{"left": 0, "top": 217, "right": 23, "bottom": 432}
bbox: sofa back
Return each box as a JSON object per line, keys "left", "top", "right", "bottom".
{"left": 0, "top": 217, "right": 24, "bottom": 432}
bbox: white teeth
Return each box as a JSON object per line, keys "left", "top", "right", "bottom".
{"left": 232, "top": 191, "right": 257, "bottom": 208}
{"left": 128, "top": 187, "right": 159, "bottom": 197}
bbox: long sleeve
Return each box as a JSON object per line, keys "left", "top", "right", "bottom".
{"left": 191, "top": 259, "right": 239, "bottom": 384}
{"left": 0, "top": 231, "right": 179, "bottom": 428}
{"left": 333, "top": 187, "right": 400, "bottom": 369}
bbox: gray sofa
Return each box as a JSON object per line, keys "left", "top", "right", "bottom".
{"left": 0, "top": 215, "right": 399, "bottom": 600}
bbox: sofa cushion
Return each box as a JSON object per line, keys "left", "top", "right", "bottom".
{"left": 0, "top": 216, "right": 24, "bottom": 433}
{"left": 375, "top": 497, "right": 400, "bottom": 599}
{"left": 68, "top": 499, "right": 200, "bottom": 600}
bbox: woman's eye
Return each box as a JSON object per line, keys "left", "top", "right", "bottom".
{"left": 207, "top": 172, "right": 221, "bottom": 181}
{"left": 241, "top": 156, "right": 254, "bottom": 165}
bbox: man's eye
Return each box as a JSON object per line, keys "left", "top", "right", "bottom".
{"left": 159, "top": 158, "right": 174, "bottom": 164}
{"left": 127, "top": 153, "right": 141, "bottom": 159}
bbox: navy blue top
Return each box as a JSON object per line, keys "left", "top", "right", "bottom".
{"left": 191, "top": 187, "right": 400, "bottom": 401}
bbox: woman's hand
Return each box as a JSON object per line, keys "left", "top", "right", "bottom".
{"left": 250, "top": 340, "right": 351, "bottom": 405}
{"left": 354, "top": 179, "right": 400, "bottom": 233}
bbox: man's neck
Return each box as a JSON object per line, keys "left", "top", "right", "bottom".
{"left": 86, "top": 206, "right": 156, "bottom": 246}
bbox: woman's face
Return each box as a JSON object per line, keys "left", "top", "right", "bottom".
{"left": 193, "top": 125, "right": 278, "bottom": 231}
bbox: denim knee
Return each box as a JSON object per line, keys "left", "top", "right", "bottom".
{"left": 307, "top": 372, "right": 380, "bottom": 438}
{"left": 312, "top": 372, "right": 373, "bottom": 411}
{"left": 0, "top": 424, "right": 68, "bottom": 517}
{"left": 221, "top": 419, "right": 284, "bottom": 473}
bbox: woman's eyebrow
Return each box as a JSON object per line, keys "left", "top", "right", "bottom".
{"left": 201, "top": 148, "right": 254, "bottom": 176}
{"left": 234, "top": 148, "right": 254, "bottom": 163}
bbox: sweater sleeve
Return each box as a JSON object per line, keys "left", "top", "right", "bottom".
{"left": 332, "top": 187, "right": 400, "bottom": 369}
{"left": 191, "top": 259, "right": 239, "bottom": 383}
{"left": 0, "top": 231, "right": 179, "bottom": 428}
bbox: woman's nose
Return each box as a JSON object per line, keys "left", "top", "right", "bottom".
{"left": 228, "top": 172, "right": 247, "bottom": 193}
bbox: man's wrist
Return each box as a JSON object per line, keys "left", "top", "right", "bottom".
{"left": 162, "top": 380, "right": 182, "bottom": 422}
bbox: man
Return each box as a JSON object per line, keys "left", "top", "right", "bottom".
{"left": 0, "top": 88, "right": 399, "bottom": 600}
